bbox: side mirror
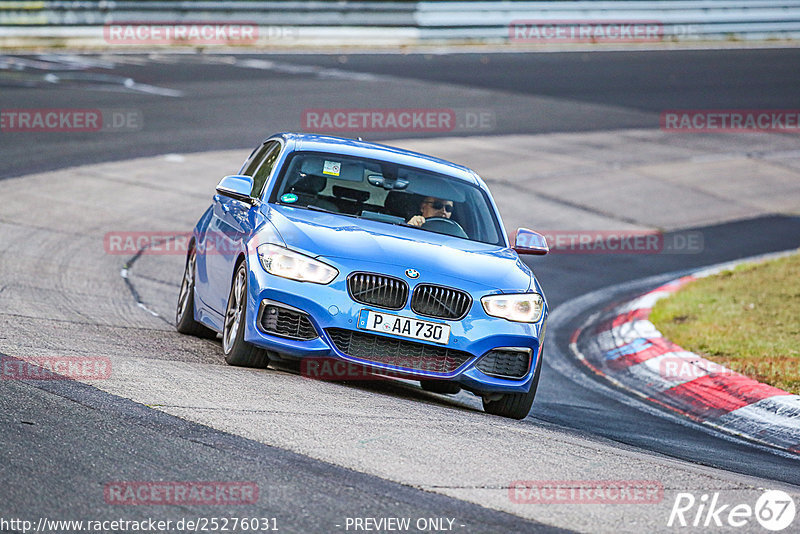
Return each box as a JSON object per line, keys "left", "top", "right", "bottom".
{"left": 513, "top": 228, "right": 549, "bottom": 255}
{"left": 216, "top": 175, "right": 254, "bottom": 203}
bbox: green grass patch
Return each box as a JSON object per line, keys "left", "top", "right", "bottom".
{"left": 650, "top": 251, "right": 800, "bottom": 394}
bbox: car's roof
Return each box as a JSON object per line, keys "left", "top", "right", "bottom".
{"left": 269, "top": 132, "right": 480, "bottom": 186}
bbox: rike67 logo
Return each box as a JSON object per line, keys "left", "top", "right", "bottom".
{"left": 668, "top": 490, "right": 796, "bottom": 531}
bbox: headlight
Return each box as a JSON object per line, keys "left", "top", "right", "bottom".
{"left": 481, "top": 293, "right": 544, "bottom": 323}
{"left": 257, "top": 244, "right": 338, "bottom": 284}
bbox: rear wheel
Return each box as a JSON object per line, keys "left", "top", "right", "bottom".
{"left": 175, "top": 247, "right": 217, "bottom": 338}
{"left": 420, "top": 380, "right": 462, "bottom": 395}
{"left": 482, "top": 349, "right": 543, "bottom": 420}
{"left": 222, "top": 262, "right": 270, "bottom": 369}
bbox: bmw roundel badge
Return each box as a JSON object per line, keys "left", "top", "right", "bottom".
{"left": 405, "top": 269, "right": 420, "bottom": 279}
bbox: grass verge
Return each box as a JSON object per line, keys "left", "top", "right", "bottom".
{"left": 650, "top": 251, "right": 800, "bottom": 394}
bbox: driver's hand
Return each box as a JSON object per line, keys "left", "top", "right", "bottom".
{"left": 407, "top": 215, "right": 425, "bottom": 227}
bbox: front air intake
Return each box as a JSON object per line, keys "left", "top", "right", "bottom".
{"left": 476, "top": 348, "right": 531, "bottom": 379}
{"left": 259, "top": 303, "right": 318, "bottom": 340}
{"left": 326, "top": 328, "right": 472, "bottom": 375}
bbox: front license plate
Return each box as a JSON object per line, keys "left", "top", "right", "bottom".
{"left": 357, "top": 310, "right": 451, "bottom": 345}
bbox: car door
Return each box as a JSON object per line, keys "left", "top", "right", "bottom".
{"left": 198, "top": 141, "right": 282, "bottom": 314}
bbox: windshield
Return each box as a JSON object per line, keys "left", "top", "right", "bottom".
{"left": 270, "top": 151, "right": 505, "bottom": 246}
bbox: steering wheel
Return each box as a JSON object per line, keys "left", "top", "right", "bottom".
{"left": 421, "top": 217, "right": 468, "bottom": 238}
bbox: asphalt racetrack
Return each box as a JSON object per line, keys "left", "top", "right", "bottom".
{"left": 1, "top": 49, "right": 799, "bottom": 533}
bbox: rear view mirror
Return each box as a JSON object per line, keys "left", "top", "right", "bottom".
{"left": 367, "top": 174, "right": 409, "bottom": 190}
{"left": 216, "top": 175, "right": 254, "bottom": 203}
{"left": 513, "top": 228, "right": 549, "bottom": 255}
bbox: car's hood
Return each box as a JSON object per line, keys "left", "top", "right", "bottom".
{"left": 264, "top": 205, "right": 532, "bottom": 291}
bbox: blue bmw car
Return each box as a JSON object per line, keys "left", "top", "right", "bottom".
{"left": 176, "top": 133, "right": 549, "bottom": 419}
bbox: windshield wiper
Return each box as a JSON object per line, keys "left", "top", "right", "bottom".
{"left": 304, "top": 205, "right": 338, "bottom": 214}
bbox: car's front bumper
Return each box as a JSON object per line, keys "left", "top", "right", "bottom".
{"left": 242, "top": 256, "right": 546, "bottom": 394}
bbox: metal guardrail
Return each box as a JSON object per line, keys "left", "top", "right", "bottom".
{"left": 416, "top": 1, "right": 800, "bottom": 40}
{"left": 1, "top": 1, "right": 799, "bottom": 44}
{"left": 418, "top": 1, "right": 800, "bottom": 25}
{"left": 0, "top": 2, "right": 418, "bottom": 26}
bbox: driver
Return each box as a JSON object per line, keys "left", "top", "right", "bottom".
{"left": 406, "top": 196, "right": 454, "bottom": 227}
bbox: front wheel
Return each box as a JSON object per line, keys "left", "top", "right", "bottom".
{"left": 482, "top": 349, "right": 543, "bottom": 420}
{"left": 222, "top": 262, "right": 270, "bottom": 369}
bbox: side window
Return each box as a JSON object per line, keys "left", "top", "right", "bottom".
{"left": 242, "top": 142, "right": 273, "bottom": 177}
{"left": 250, "top": 142, "right": 281, "bottom": 198}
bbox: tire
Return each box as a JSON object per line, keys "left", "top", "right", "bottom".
{"left": 176, "top": 247, "right": 217, "bottom": 338}
{"left": 420, "top": 380, "right": 462, "bottom": 395}
{"left": 482, "top": 348, "right": 543, "bottom": 420}
{"left": 222, "top": 262, "right": 270, "bottom": 369}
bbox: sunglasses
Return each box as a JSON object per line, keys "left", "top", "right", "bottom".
{"left": 424, "top": 200, "right": 454, "bottom": 213}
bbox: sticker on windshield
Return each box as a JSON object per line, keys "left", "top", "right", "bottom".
{"left": 280, "top": 193, "right": 298, "bottom": 203}
{"left": 322, "top": 160, "right": 341, "bottom": 176}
